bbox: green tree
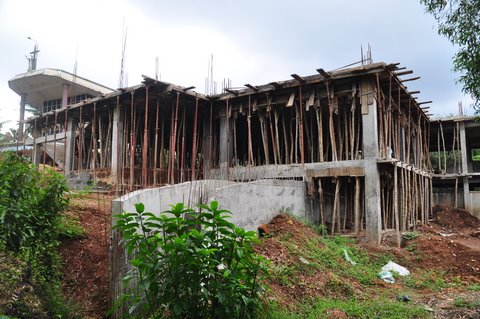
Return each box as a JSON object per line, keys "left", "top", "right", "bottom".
{"left": 421, "top": 0, "right": 480, "bottom": 111}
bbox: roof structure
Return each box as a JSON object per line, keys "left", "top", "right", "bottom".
{"left": 8, "top": 68, "right": 115, "bottom": 110}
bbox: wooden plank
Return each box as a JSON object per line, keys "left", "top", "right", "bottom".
{"left": 306, "top": 166, "right": 364, "bottom": 177}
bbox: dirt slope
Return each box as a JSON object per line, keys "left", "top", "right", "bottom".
{"left": 59, "top": 193, "right": 112, "bottom": 319}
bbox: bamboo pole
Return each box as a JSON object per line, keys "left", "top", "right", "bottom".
{"left": 170, "top": 92, "right": 180, "bottom": 184}
{"left": 268, "top": 106, "right": 278, "bottom": 165}
{"left": 191, "top": 98, "right": 199, "bottom": 181}
{"left": 439, "top": 121, "right": 446, "bottom": 172}
{"left": 129, "top": 93, "right": 135, "bottom": 190}
{"left": 92, "top": 103, "right": 97, "bottom": 184}
{"left": 153, "top": 99, "right": 160, "bottom": 186}
{"left": 318, "top": 178, "right": 325, "bottom": 225}
{"left": 327, "top": 84, "right": 337, "bottom": 161}
{"left": 63, "top": 110, "right": 68, "bottom": 172}
{"left": 354, "top": 177, "right": 361, "bottom": 234}
{"left": 315, "top": 99, "right": 324, "bottom": 162}
{"left": 331, "top": 177, "right": 341, "bottom": 236}
{"left": 247, "top": 95, "right": 253, "bottom": 166}
{"left": 299, "top": 85, "right": 305, "bottom": 165}
{"left": 274, "top": 108, "right": 281, "bottom": 164}
{"left": 142, "top": 87, "right": 149, "bottom": 186}
{"left": 43, "top": 114, "right": 48, "bottom": 165}
{"left": 53, "top": 111, "right": 57, "bottom": 168}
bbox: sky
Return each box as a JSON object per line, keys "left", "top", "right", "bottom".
{"left": 0, "top": 0, "right": 474, "bottom": 132}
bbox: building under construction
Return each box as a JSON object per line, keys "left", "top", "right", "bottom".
{"left": 9, "top": 61, "right": 432, "bottom": 243}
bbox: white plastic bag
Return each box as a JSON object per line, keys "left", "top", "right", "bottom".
{"left": 381, "top": 261, "right": 410, "bottom": 276}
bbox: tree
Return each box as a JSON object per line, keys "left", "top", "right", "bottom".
{"left": 421, "top": 0, "right": 480, "bottom": 111}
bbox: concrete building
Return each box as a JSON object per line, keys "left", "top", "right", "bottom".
{"left": 8, "top": 68, "right": 114, "bottom": 168}
{"left": 10, "top": 61, "right": 433, "bottom": 244}
{"left": 430, "top": 116, "right": 480, "bottom": 218}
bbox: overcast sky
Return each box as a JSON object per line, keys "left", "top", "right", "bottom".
{"left": 0, "top": 0, "right": 474, "bottom": 132}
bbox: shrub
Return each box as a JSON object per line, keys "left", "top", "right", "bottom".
{"left": 114, "top": 201, "right": 268, "bottom": 319}
{"left": 0, "top": 152, "right": 73, "bottom": 318}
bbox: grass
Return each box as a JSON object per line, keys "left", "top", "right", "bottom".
{"left": 266, "top": 298, "right": 431, "bottom": 319}
{"left": 57, "top": 213, "right": 84, "bottom": 240}
{"left": 402, "top": 270, "right": 450, "bottom": 291}
{"left": 453, "top": 297, "right": 480, "bottom": 309}
{"left": 467, "top": 283, "right": 480, "bottom": 291}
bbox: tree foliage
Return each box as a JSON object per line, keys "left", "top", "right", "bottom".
{"left": 421, "top": 0, "right": 480, "bottom": 110}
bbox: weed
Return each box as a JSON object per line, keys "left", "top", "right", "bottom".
{"left": 403, "top": 231, "right": 419, "bottom": 240}
{"left": 403, "top": 270, "right": 449, "bottom": 290}
{"left": 467, "top": 283, "right": 480, "bottom": 291}
{"left": 270, "top": 265, "right": 296, "bottom": 287}
{"left": 266, "top": 297, "right": 430, "bottom": 319}
{"left": 57, "top": 213, "right": 84, "bottom": 240}
{"left": 453, "top": 297, "right": 480, "bottom": 309}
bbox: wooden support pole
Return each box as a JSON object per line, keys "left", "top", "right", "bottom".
{"left": 315, "top": 97, "right": 324, "bottom": 162}
{"left": 318, "top": 178, "right": 325, "bottom": 225}
{"left": 180, "top": 105, "right": 186, "bottom": 182}
{"left": 129, "top": 93, "right": 135, "bottom": 190}
{"left": 53, "top": 111, "right": 58, "bottom": 168}
{"left": 327, "top": 83, "right": 337, "bottom": 161}
{"left": 153, "top": 99, "right": 160, "bottom": 186}
{"left": 63, "top": 109, "right": 68, "bottom": 172}
{"left": 354, "top": 176, "right": 361, "bottom": 234}
{"left": 92, "top": 103, "right": 97, "bottom": 184}
{"left": 142, "top": 87, "right": 150, "bottom": 187}
{"left": 299, "top": 85, "right": 305, "bottom": 165}
{"left": 170, "top": 92, "right": 180, "bottom": 184}
{"left": 331, "top": 177, "right": 341, "bottom": 236}
{"left": 247, "top": 95, "right": 253, "bottom": 166}
{"left": 43, "top": 114, "right": 48, "bottom": 165}
{"left": 191, "top": 97, "right": 199, "bottom": 181}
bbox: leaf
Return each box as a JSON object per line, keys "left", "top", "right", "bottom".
{"left": 135, "top": 202, "right": 145, "bottom": 213}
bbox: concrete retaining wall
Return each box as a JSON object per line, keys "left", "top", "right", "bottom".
{"left": 110, "top": 179, "right": 309, "bottom": 318}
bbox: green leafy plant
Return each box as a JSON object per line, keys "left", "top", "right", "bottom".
{"left": 453, "top": 297, "right": 480, "bottom": 309}
{"left": 114, "top": 201, "right": 268, "bottom": 319}
{"left": 0, "top": 152, "right": 75, "bottom": 318}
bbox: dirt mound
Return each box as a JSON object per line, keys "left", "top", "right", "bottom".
{"left": 407, "top": 234, "right": 480, "bottom": 280}
{"left": 432, "top": 205, "right": 480, "bottom": 230}
{"left": 59, "top": 194, "right": 112, "bottom": 319}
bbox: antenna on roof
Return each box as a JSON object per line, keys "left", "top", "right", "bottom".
{"left": 118, "top": 19, "right": 128, "bottom": 88}
{"left": 155, "top": 56, "right": 160, "bottom": 81}
{"left": 26, "top": 36, "right": 39, "bottom": 71}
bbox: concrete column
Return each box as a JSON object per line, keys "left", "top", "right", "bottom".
{"left": 361, "top": 78, "right": 381, "bottom": 244}
{"left": 219, "top": 106, "right": 233, "bottom": 180}
{"left": 202, "top": 116, "right": 211, "bottom": 178}
{"left": 32, "top": 123, "right": 42, "bottom": 165}
{"left": 64, "top": 118, "right": 75, "bottom": 175}
{"left": 18, "top": 93, "right": 27, "bottom": 142}
{"left": 459, "top": 121, "right": 471, "bottom": 211}
{"left": 111, "top": 101, "right": 123, "bottom": 184}
{"left": 61, "top": 83, "right": 70, "bottom": 108}
{"left": 219, "top": 110, "right": 233, "bottom": 166}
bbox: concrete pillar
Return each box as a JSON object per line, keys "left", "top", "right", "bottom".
{"left": 459, "top": 121, "right": 471, "bottom": 211}
{"left": 61, "top": 83, "right": 70, "bottom": 108}
{"left": 64, "top": 118, "right": 75, "bottom": 175}
{"left": 219, "top": 106, "right": 233, "bottom": 179}
{"left": 203, "top": 116, "right": 212, "bottom": 178}
{"left": 361, "top": 78, "right": 381, "bottom": 244}
{"left": 18, "top": 93, "right": 27, "bottom": 142}
{"left": 111, "top": 101, "right": 123, "bottom": 184}
{"left": 32, "top": 123, "right": 42, "bottom": 165}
